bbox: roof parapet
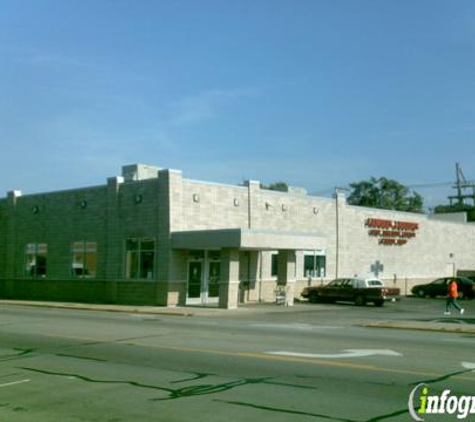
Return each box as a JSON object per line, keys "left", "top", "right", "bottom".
{"left": 122, "top": 164, "right": 162, "bottom": 182}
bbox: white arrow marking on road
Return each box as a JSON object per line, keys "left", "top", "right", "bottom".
{"left": 462, "top": 362, "right": 475, "bottom": 371}
{"left": 266, "top": 349, "right": 402, "bottom": 359}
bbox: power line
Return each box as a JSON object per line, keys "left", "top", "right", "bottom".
{"left": 406, "top": 182, "right": 453, "bottom": 189}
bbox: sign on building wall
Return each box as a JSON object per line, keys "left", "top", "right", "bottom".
{"left": 365, "top": 218, "right": 419, "bottom": 246}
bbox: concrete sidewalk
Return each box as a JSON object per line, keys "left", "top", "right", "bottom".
{"left": 0, "top": 299, "right": 216, "bottom": 317}
{"left": 0, "top": 299, "right": 306, "bottom": 318}
{"left": 2, "top": 299, "right": 475, "bottom": 334}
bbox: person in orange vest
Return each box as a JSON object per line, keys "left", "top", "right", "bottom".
{"left": 444, "top": 278, "right": 465, "bottom": 315}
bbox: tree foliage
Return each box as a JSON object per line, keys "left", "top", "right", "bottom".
{"left": 347, "top": 177, "right": 424, "bottom": 213}
{"left": 261, "top": 181, "right": 289, "bottom": 192}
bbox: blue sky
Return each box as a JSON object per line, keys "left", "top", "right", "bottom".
{"left": 1, "top": 0, "right": 475, "bottom": 209}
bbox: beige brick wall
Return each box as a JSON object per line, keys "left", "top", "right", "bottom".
{"left": 1, "top": 167, "right": 475, "bottom": 306}
{"left": 336, "top": 202, "right": 475, "bottom": 282}
{"left": 180, "top": 180, "right": 249, "bottom": 230}
{"left": 173, "top": 177, "right": 475, "bottom": 299}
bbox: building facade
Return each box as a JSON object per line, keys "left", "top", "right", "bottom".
{"left": 1, "top": 164, "right": 474, "bottom": 308}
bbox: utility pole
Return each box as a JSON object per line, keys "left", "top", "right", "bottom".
{"left": 455, "top": 162, "right": 463, "bottom": 205}
{"left": 448, "top": 163, "right": 475, "bottom": 206}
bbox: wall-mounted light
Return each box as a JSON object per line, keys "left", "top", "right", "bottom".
{"left": 32, "top": 205, "right": 39, "bottom": 214}
{"left": 313, "top": 207, "right": 319, "bottom": 215}
{"left": 193, "top": 193, "right": 200, "bottom": 203}
{"left": 134, "top": 194, "right": 143, "bottom": 204}
{"left": 80, "top": 200, "right": 87, "bottom": 209}
{"left": 233, "top": 198, "right": 240, "bottom": 207}
{"left": 282, "top": 204, "right": 287, "bottom": 212}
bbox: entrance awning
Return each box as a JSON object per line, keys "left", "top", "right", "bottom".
{"left": 171, "top": 228, "right": 325, "bottom": 250}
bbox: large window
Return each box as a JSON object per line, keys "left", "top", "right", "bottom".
{"left": 72, "top": 242, "right": 97, "bottom": 278}
{"left": 25, "top": 243, "right": 47, "bottom": 277}
{"left": 125, "top": 239, "right": 155, "bottom": 279}
{"left": 304, "top": 251, "right": 326, "bottom": 278}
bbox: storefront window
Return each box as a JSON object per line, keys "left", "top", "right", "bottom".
{"left": 25, "top": 243, "right": 47, "bottom": 277}
{"left": 125, "top": 238, "right": 155, "bottom": 279}
{"left": 72, "top": 242, "right": 97, "bottom": 278}
{"left": 303, "top": 251, "right": 326, "bottom": 278}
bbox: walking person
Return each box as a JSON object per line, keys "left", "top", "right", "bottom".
{"left": 444, "top": 278, "right": 464, "bottom": 315}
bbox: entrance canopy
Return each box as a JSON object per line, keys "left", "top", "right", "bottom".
{"left": 171, "top": 228, "right": 325, "bottom": 251}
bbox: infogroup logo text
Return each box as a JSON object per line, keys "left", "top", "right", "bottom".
{"left": 409, "top": 383, "right": 475, "bottom": 421}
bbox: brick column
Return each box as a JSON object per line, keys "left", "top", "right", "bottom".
{"left": 219, "top": 248, "right": 240, "bottom": 309}
{"left": 105, "top": 176, "right": 123, "bottom": 303}
{"left": 246, "top": 250, "right": 261, "bottom": 302}
{"left": 157, "top": 169, "right": 185, "bottom": 306}
{"left": 247, "top": 180, "right": 260, "bottom": 229}
{"left": 4, "top": 191, "right": 22, "bottom": 297}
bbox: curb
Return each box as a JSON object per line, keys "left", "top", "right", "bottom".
{"left": 365, "top": 321, "right": 475, "bottom": 334}
{"left": 0, "top": 300, "right": 195, "bottom": 317}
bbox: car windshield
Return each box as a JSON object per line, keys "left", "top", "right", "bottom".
{"left": 327, "top": 279, "right": 345, "bottom": 287}
{"left": 366, "top": 280, "right": 383, "bottom": 287}
{"left": 431, "top": 279, "right": 446, "bottom": 285}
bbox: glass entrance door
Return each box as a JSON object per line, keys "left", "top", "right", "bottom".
{"left": 208, "top": 261, "right": 220, "bottom": 299}
{"left": 186, "top": 251, "right": 221, "bottom": 305}
{"left": 187, "top": 261, "right": 202, "bottom": 300}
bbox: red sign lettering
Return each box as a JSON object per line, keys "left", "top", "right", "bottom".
{"left": 366, "top": 218, "right": 418, "bottom": 246}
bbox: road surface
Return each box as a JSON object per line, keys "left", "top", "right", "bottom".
{"left": 0, "top": 298, "right": 473, "bottom": 421}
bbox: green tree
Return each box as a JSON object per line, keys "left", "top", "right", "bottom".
{"left": 261, "top": 181, "right": 289, "bottom": 192}
{"left": 347, "top": 177, "right": 424, "bottom": 213}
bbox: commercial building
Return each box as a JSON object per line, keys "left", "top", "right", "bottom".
{"left": 1, "top": 164, "right": 474, "bottom": 308}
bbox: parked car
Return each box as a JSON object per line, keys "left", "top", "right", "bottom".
{"left": 301, "top": 278, "right": 400, "bottom": 307}
{"left": 411, "top": 277, "right": 475, "bottom": 299}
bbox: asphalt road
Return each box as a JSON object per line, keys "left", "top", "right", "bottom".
{"left": 0, "top": 298, "right": 474, "bottom": 421}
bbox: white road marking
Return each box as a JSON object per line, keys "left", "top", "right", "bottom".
{"left": 0, "top": 379, "right": 31, "bottom": 388}
{"left": 250, "top": 323, "right": 342, "bottom": 330}
{"left": 442, "top": 338, "right": 475, "bottom": 343}
{"left": 266, "top": 349, "right": 402, "bottom": 359}
{"left": 462, "top": 362, "right": 475, "bottom": 371}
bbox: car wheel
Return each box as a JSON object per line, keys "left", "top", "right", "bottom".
{"left": 417, "top": 290, "right": 426, "bottom": 298}
{"left": 308, "top": 292, "right": 320, "bottom": 303}
{"left": 374, "top": 300, "right": 384, "bottom": 307}
{"left": 355, "top": 295, "right": 366, "bottom": 306}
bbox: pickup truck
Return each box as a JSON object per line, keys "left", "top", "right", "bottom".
{"left": 301, "top": 277, "right": 400, "bottom": 307}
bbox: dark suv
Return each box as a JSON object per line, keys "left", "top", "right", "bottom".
{"left": 411, "top": 277, "right": 475, "bottom": 299}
